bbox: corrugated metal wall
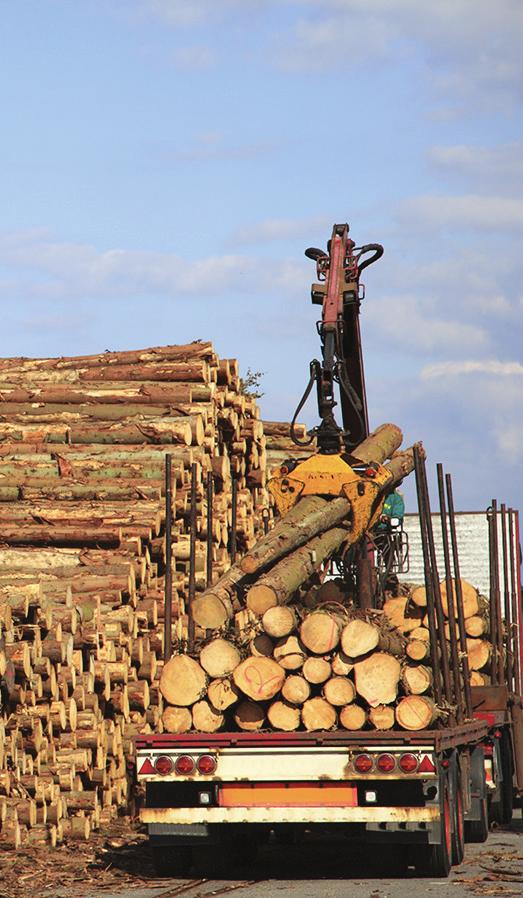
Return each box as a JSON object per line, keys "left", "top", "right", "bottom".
{"left": 402, "top": 512, "right": 492, "bottom": 595}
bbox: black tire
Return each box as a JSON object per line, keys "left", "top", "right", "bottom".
{"left": 451, "top": 775, "right": 465, "bottom": 864}
{"left": 152, "top": 845, "right": 192, "bottom": 877}
{"left": 500, "top": 729, "right": 514, "bottom": 825}
{"left": 465, "top": 795, "right": 489, "bottom": 843}
{"left": 428, "top": 777, "right": 452, "bottom": 878}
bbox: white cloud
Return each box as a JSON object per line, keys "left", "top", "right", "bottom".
{"left": 142, "top": 0, "right": 265, "bottom": 26}
{"left": 428, "top": 143, "right": 523, "bottom": 185}
{"left": 232, "top": 215, "right": 331, "bottom": 245}
{"left": 399, "top": 195, "right": 523, "bottom": 231}
{"left": 280, "top": 1, "right": 523, "bottom": 105}
{"left": 365, "top": 294, "right": 487, "bottom": 355}
{"left": 151, "top": 131, "right": 277, "bottom": 163}
{"left": 0, "top": 230, "right": 305, "bottom": 301}
{"left": 422, "top": 360, "right": 523, "bottom": 379}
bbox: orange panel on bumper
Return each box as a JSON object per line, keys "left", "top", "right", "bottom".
{"left": 218, "top": 782, "right": 358, "bottom": 808}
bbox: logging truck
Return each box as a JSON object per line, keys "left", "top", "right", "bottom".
{"left": 136, "top": 224, "right": 523, "bottom": 877}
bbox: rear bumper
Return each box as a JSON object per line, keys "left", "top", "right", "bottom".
{"left": 141, "top": 806, "right": 439, "bottom": 825}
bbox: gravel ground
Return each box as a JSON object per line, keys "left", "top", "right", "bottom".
{"left": 2, "top": 816, "right": 521, "bottom": 898}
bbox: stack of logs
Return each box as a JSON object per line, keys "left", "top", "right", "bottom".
{"left": 0, "top": 342, "right": 292, "bottom": 848}
{"left": 384, "top": 579, "right": 493, "bottom": 685}
{"left": 159, "top": 424, "right": 456, "bottom": 733}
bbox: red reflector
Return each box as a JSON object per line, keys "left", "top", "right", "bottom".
{"left": 365, "top": 468, "right": 377, "bottom": 478}
{"left": 197, "top": 754, "right": 217, "bottom": 775}
{"left": 354, "top": 754, "right": 373, "bottom": 773}
{"left": 155, "top": 755, "right": 173, "bottom": 775}
{"left": 418, "top": 754, "right": 436, "bottom": 774}
{"left": 376, "top": 753, "right": 395, "bottom": 773}
{"left": 399, "top": 753, "right": 418, "bottom": 773}
{"left": 175, "top": 754, "right": 195, "bottom": 775}
{"left": 494, "top": 729, "right": 502, "bottom": 739}
{"left": 138, "top": 758, "right": 156, "bottom": 775}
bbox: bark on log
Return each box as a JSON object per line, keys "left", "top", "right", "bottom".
{"left": 234, "top": 700, "right": 265, "bottom": 731}
{"left": 351, "top": 423, "right": 403, "bottom": 464}
{"left": 246, "top": 527, "right": 350, "bottom": 615}
{"left": 207, "top": 678, "right": 240, "bottom": 711}
{"left": 400, "top": 664, "right": 433, "bottom": 695}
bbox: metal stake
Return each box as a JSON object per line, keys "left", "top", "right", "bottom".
{"left": 413, "top": 446, "right": 442, "bottom": 705}
{"left": 206, "top": 472, "right": 214, "bottom": 589}
{"left": 490, "top": 500, "right": 504, "bottom": 683}
{"left": 508, "top": 509, "right": 521, "bottom": 695}
{"left": 514, "top": 510, "right": 523, "bottom": 695}
{"left": 445, "top": 473, "right": 473, "bottom": 719}
{"left": 501, "top": 504, "right": 513, "bottom": 691}
{"left": 230, "top": 476, "right": 238, "bottom": 564}
{"left": 487, "top": 507, "right": 499, "bottom": 685}
{"left": 164, "top": 454, "right": 173, "bottom": 663}
{"left": 419, "top": 456, "right": 453, "bottom": 711}
{"left": 437, "top": 464, "right": 463, "bottom": 723}
{"left": 188, "top": 462, "right": 197, "bottom": 651}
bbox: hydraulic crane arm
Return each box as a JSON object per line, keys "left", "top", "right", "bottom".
{"left": 293, "top": 223, "right": 383, "bottom": 453}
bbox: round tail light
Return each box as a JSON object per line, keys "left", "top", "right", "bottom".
{"left": 154, "top": 755, "right": 173, "bottom": 775}
{"left": 376, "top": 753, "right": 395, "bottom": 773}
{"left": 197, "top": 754, "right": 217, "bottom": 775}
{"left": 354, "top": 753, "right": 373, "bottom": 773}
{"left": 174, "top": 754, "right": 195, "bottom": 775}
{"left": 399, "top": 753, "right": 418, "bottom": 773}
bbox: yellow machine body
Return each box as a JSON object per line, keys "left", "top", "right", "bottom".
{"left": 268, "top": 453, "right": 393, "bottom": 543}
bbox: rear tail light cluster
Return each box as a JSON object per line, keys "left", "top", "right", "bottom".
{"left": 353, "top": 752, "right": 433, "bottom": 774}
{"left": 154, "top": 754, "right": 217, "bottom": 776}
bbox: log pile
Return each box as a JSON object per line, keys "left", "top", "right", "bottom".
{"left": 0, "top": 342, "right": 279, "bottom": 848}
{"left": 383, "top": 579, "right": 493, "bottom": 685}
{"left": 159, "top": 425, "right": 445, "bottom": 733}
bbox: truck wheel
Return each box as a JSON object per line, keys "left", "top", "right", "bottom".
{"left": 152, "top": 845, "right": 192, "bottom": 877}
{"left": 500, "top": 729, "right": 514, "bottom": 825}
{"left": 451, "top": 777, "right": 465, "bottom": 864}
{"left": 465, "top": 795, "right": 489, "bottom": 843}
{"left": 428, "top": 778, "right": 452, "bottom": 878}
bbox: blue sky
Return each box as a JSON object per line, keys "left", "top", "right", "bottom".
{"left": 1, "top": 1, "right": 522, "bottom": 514}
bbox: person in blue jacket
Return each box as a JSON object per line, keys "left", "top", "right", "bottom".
{"left": 379, "top": 487, "right": 405, "bottom": 527}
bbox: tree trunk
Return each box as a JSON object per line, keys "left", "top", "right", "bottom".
{"left": 232, "top": 656, "right": 285, "bottom": 702}
{"left": 273, "top": 635, "right": 305, "bottom": 670}
{"left": 261, "top": 606, "right": 296, "bottom": 639}
{"left": 368, "top": 704, "right": 395, "bottom": 729}
{"left": 323, "top": 676, "right": 356, "bottom": 706}
{"left": 199, "top": 639, "right": 241, "bottom": 678}
{"left": 162, "top": 706, "right": 192, "bottom": 733}
{"left": 406, "top": 638, "right": 430, "bottom": 661}
{"left": 299, "top": 610, "right": 343, "bottom": 654}
{"left": 240, "top": 495, "right": 350, "bottom": 576}
{"left": 159, "top": 655, "right": 207, "bottom": 706}
{"left": 301, "top": 697, "right": 337, "bottom": 731}
{"left": 395, "top": 695, "right": 440, "bottom": 730}
{"left": 383, "top": 595, "right": 423, "bottom": 633}
{"left": 191, "top": 700, "right": 224, "bottom": 733}
{"left": 466, "top": 638, "right": 491, "bottom": 671}
{"left": 351, "top": 423, "right": 403, "bottom": 464}
{"left": 267, "top": 700, "right": 300, "bottom": 731}
{"left": 234, "top": 700, "right": 265, "bottom": 731}
{"left": 246, "top": 527, "right": 349, "bottom": 615}
{"left": 401, "top": 664, "right": 433, "bottom": 695}
{"left": 354, "top": 653, "right": 401, "bottom": 707}
{"left": 281, "top": 675, "right": 310, "bottom": 705}
{"left": 302, "top": 657, "right": 332, "bottom": 685}
{"left": 339, "top": 704, "right": 367, "bottom": 730}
